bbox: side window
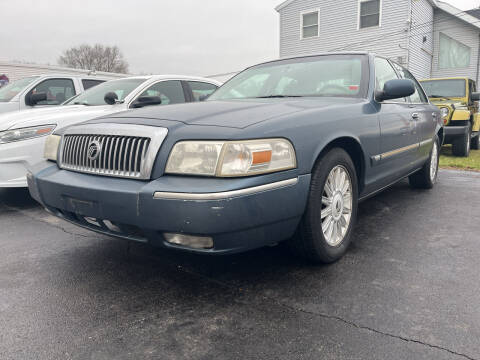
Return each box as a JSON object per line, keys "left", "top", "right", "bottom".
{"left": 30, "top": 78, "right": 76, "bottom": 105}
{"left": 138, "top": 80, "right": 185, "bottom": 105}
{"left": 393, "top": 64, "right": 428, "bottom": 103}
{"left": 188, "top": 81, "right": 218, "bottom": 101}
{"left": 82, "top": 79, "right": 105, "bottom": 90}
{"left": 374, "top": 58, "right": 405, "bottom": 102}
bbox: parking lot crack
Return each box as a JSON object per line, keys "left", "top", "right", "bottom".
{"left": 283, "top": 305, "right": 477, "bottom": 360}
{"left": 1, "top": 202, "right": 93, "bottom": 239}
{"left": 167, "top": 262, "right": 477, "bottom": 360}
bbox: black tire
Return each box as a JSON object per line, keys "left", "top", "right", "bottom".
{"left": 452, "top": 127, "right": 471, "bottom": 157}
{"left": 409, "top": 136, "right": 440, "bottom": 189}
{"left": 471, "top": 132, "right": 480, "bottom": 150}
{"left": 289, "top": 148, "right": 358, "bottom": 264}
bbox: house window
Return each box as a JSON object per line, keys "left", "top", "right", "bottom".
{"left": 439, "top": 33, "right": 471, "bottom": 69}
{"left": 359, "top": 0, "right": 380, "bottom": 29}
{"left": 301, "top": 10, "right": 319, "bottom": 38}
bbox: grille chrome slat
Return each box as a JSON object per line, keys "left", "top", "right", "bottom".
{"left": 58, "top": 124, "right": 167, "bottom": 180}
{"left": 61, "top": 134, "right": 151, "bottom": 179}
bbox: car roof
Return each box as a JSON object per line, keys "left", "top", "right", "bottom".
{"left": 106, "top": 74, "right": 221, "bottom": 85}
{"left": 250, "top": 51, "right": 370, "bottom": 67}
{"left": 35, "top": 73, "right": 115, "bottom": 80}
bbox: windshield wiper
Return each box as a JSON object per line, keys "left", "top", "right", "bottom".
{"left": 73, "top": 101, "right": 91, "bottom": 106}
{"left": 254, "top": 95, "right": 303, "bottom": 98}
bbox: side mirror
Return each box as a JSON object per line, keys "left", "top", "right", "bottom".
{"left": 471, "top": 92, "right": 480, "bottom": 101}
{"left": 104, "top": 92, "right": 119, "bottom": 105}
{"left": 376, "top": 79, "right": 415, "bottom": 102}
{"left": 198, "top": 94, "right": 210, "bottom": 101}
{"left": 131, "top": 96, "right": 162, "bottom": 108}
{"left": 26, "top": 92, "right": 47, "bottom": 106}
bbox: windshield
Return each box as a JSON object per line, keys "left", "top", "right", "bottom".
{"left": 66, "top": 78, "right": 146, "bottom": 106}
{"left": 0, "top": 76, "right": 39, "bottom": 102}
{"left": 420, "top": 79, "right": 466, "bottom": 98}
{"left": 208, "top": 55, "right": 367, "bottom": 101}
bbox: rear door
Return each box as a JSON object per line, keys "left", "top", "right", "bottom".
{"left": 374, "top": 57, "right": 419, "bottom": 184}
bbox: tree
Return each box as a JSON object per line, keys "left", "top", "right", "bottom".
{"left": 58, "top": 44, "right": 129, "bottom": 74}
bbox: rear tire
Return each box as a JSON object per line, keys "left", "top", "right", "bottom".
{"left": 289, "top": 148, "right": 358, "bottom": 264}
{"left": 471, "top": 132, "right": 480, "bottom": 150}
{"left": 452, "top": 127, "right": 471, "bottom": 157}
{"left": 409, "top": 136, "right": 439, "bottom": 189}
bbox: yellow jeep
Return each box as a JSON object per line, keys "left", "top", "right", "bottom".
{"left": 420, "top": 77, "right": 480, "bottom": 157}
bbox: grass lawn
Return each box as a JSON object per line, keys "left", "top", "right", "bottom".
{"left": 439, "top": 145, "right": 480, "bottom": 171}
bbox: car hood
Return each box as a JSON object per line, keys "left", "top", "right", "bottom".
{"left": 92, "top": 98, "right": 365, "bottom": 129}
{"left": 0, "top": 104, "right": 124, "bottom": 131}
{"left": 0, "top": 102, "right": 20, "bottom": 115}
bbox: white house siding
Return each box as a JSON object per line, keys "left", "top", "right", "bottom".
{"left": 278, "top": 0, "right": 410, "bottom": 64}
{"left": 408, "top": 0, "right": 434, "bottom": 80}
{"left": 431, "top": 10, "right": 480, "bottom": 82}
{"left": 0, "top": 62, "right": 126, "bottom": 82}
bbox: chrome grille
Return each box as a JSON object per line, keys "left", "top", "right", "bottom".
{"left": 61, "top": 135, "right": 150, "bottom": 178}
{"left": 58, "top": 124, "right": 168, "bottom": 179}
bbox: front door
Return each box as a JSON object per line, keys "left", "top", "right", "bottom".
{"left": 392, "top": 62, "right": 437, "bottom": 164}
{"left": 372, "top": 58, "right": 419, "bottom": 187}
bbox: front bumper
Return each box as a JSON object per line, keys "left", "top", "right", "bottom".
{"left": 28, "top": 161, "right": 310, "bottom": 254}
{"left": 444, "top": 125, "right": 469, "bottom": 143}
{"left": 0, "top": 137, "right": 46, "bottom": 187}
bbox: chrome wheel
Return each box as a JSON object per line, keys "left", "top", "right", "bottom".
{"left": 430, "top": 141, "right": 438, "bottom": 182}
{"left": 321, "top": 165, "right": 353, "bottom": 246}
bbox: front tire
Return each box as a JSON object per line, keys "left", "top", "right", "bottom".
{"left": 289, "top": 148, "right": 358, "bottom": 263}
{"left": 409, "top": 136, "right": 439, "bottom": 189}
{"left": 452, "top": 127, "right": 471, "bottom": 157}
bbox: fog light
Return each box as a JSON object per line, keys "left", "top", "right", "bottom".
{"left": 164, "top": 233, "right": 213, "bottom": 249}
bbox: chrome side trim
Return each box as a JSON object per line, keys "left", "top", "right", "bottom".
{"left": 371, "top": 142, "right": 419, "bottom": 165}
{"left": 381, "top": 143, "right": 418, "bottom": 159}
{"left": 153, "top": 177, "right": 299, "bottom": 200}
{"left": 419, "top": 138, "right": 433, "bottom": 147}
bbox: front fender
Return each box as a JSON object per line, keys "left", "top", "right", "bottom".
{"left": 451, "top": 109, "right": 471, "bottom": 121}
{"left": 309, "top": 132, "right": 365, "bottom": 170}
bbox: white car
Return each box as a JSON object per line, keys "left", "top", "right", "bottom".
{"left": 0, "top": 75, "right": 221, "bottom": 187}
{"left": 0, "top": 74, "right": 112, "bottom": 114}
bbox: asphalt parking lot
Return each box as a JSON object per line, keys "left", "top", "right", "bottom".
{"left": 0, "top": 169, "right": 479, "bottom": 360}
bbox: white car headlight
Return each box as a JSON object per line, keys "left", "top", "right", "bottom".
{"left": 440, "top": 107, "right": 449, "bottom": 120}
{"left": 165, "top": 138, "right": 296, "bottom": 177}
{"left": 44, "top": 134, "right": 61, "bottom": 161}
{"left": 0, "top": 124, "right": 56, "bottom": 144}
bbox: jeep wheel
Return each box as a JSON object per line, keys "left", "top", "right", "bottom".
{"left": 452, "top": 127, "right": 471, "bottom": 157}
{"left": 409, "top": 136, "right": 439, "bottom": 189}
{"left": 471, "top": 132, "right": 480, "bottom": 150}
{"left": 289, "top": 148, "right": 358, "bottom": 263}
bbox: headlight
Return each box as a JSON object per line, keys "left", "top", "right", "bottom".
{"left": 44, "top": 134, "right": 61, "bottom": 161}
{"left": 165, "top": 138, "right": 296, "bottom": 177}
{"left": 0, "top": 124, "right": 56, "bottom": 144}
{"left": 440, "top": 107, "right": 449, "bottom": 120}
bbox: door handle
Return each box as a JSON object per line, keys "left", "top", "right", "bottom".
{"left": 411, "top": 113, "right": 419, "bottom": 120}
{"left": 432, "top": 112, "right": 437, "bottom": 118}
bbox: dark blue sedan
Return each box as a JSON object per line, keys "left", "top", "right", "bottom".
{"left": 28, "top": 52, "right": 442, "bottom": 263}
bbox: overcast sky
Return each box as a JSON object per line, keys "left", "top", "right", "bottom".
{"left": 1, "top": 0, "right": 480, "bottom": 77}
